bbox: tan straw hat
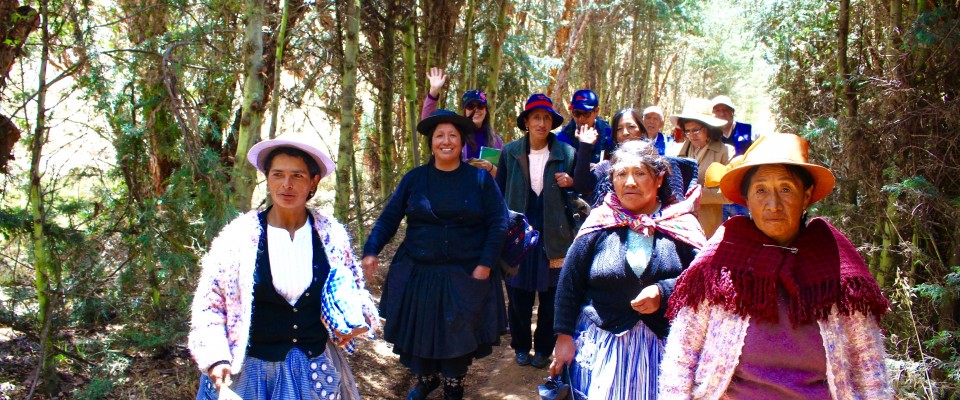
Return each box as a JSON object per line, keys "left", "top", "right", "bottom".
{"left": 669, "top": 98, "right": 727, "bottom": 128}
{"left": 704, "top": 133, "right": 836, "bottom": 206}
{"left": 247, "top": 133, "right": 336, "bottom": 179}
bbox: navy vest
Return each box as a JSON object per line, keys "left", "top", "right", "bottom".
{"left": 247, "top": 211, "right": 330, "bottom": 361}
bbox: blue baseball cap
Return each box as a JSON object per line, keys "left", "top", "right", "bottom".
{"left": 461, "top": 89, "right": 487, "bottom": 108}
{"left": 569, "top": 89, "right": 599, "bottom": 111}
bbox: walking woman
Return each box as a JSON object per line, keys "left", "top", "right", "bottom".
{"left": 189, "top": 134, "right": 379, "bottom": 399}
{"left": 495, "top": 93, "right": 576, "bottom": 369}
{"left": 660, "top": 134, "right": 892, "bottom": 399}
{"left": 671, "top": 98, "right": 734, "bottom": 238}
{"left": 362, "top": 110, "right": 508, "bottom": 400}
{"left": 550, "top": 140, "right": 705, "bottom": 399}
{"left": 423, "top": 67, "right": 504, "bottom": 177}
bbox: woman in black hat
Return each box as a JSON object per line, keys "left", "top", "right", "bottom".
{"left": 423, "top": 67, "right": 504, "bottom": 176}
{"left": 495, "top": 93, "right": 577, "bottom": 369}
{"left": 361, "top": 110, "right": 508, "bottom": 400}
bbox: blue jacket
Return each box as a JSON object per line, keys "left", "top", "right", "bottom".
{"left": 556, "top": 118, "right": 613, "bottom": 163}
{"left": 722, "top": 122, "right": 753, "bottom": 156}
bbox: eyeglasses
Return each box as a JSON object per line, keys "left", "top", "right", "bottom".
{"left": 572, "top": 110, "right": 593, "bottom": 118}
{"left": 616, "top": 124, "right": 641, "bottom": 134}
{"left": 683, "top": 127, "right": 705, "bottom": 136}
{"left": 465, "top": 103, "right": 486, "bottom": 111}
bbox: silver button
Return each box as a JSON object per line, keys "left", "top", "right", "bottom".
{"left": 292, "top": 308, "right": 298, "bottom": 313}
{"left": 304, "top": 292, "right": 310, "bottom": 296}
{"left": 292, "top": 338, "right": 298, "bottom": 343}
{"left": 293, "top": 325, "right": 299, "bottom": 330}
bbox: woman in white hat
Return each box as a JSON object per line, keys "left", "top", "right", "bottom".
{"left": 671, "top": 98, "right": 735, "bottom": 238}
{"left": 189, "top": 135, "right": 379, "bottom": 399}
{"left": 660, "top": 134, "right": 892, "bottom": 399}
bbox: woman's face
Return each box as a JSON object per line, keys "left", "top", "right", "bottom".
{"left": 464, "top": 101, "right": 487, "bottom": 128}
{"left": 613, "top": 164, "right": 663, "bottom": 215}
{"left": 744, "top": 165, "right": 814, "bottom": 246}
{"left": 524, "top": 109, "right": 553, "bottom": 142}
{"left": 683, "top": 121, "right": 708, "bottom": 149}
{"left": 615, "top": 113, "right": 643, "bottom": 144}
{"left": 431, "top": 122, "right": 463, "bottom": 165}
{"left": 267, "top": 153, "right": 320, "bottom": 210}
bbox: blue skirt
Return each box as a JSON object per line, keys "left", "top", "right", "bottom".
{"left": 196, "top": 344, "right": 360, "bottom": 400}
{"left": 569, "top": 313, "right": 664, "bottom": 400}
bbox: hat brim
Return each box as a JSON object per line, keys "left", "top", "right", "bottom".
{"left": 417, "top": 114, "right": 477, "bottom": 137}
{"left": 247, "top": 138, "right": 336, "bottom": 180}
{"left": 669, "top": 113, "right": 727, "bottom": 129}
{"left": 516, "top": 107, "right": 564, "bottom": 131}
{"left": 719, "top": 159, "right": 836, "bottom": 206}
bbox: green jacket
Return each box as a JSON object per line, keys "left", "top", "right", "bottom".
{"left": 495, "top": 133, "right": 576, "bottom": 260}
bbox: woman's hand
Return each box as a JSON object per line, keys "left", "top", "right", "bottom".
{"left": 554, "top": 172, "right": 575, "bottom": 188}
{"left": 209, "top": 363, "right": 233, "bottom": 391}
{"left": 549, "top": 334, "right": 576, "bottom": 378}
{"left": 471, "top": 265, "right": 491, "bottom": 280}
{"left": 333, "top": 326, "right": 370, "bottom": 347}
{"left": 427, "top": 67, "right": 447, "bottom": 97}
{"left": 630, "top": 285, "right": 661, "bottom": 314}
{"left": 575, "top": 124, "right": 599, "bottom": 145}
{"left": 361, "top": 255, "right": 378, "bottom": 283}
{"left": 468, "top": 158, "right": 494, "bottom": 172}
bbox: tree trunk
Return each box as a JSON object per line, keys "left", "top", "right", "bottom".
{"left": 231, "top": 0, "right": 267, "bottom": 211}
{"left": 838, "top": 0, "right": 857, "bottom": 119}
{"left": 335, "top": 0, "right": 360, "bottom": 220}
{"left": 485, "top": 0, "right": 508, "bottom": 134}
{"left": 458, "top": 0, "right": 476, "bottom": 94}
{"left": 378, "top": 0, "right": 398, "bottom": 199}
{"left": 401, "top": 11, "right": 419, "bottom": 171}
{"left": 27, "top": 0, "right": 59, "bottom": 394}
{"left": 0, "top": 1, "right": 38, "bottom": 173}
{"left": 268, "top": 0, "right": 292, "bottom": 139}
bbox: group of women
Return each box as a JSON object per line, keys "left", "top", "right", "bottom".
{"left": 188, "top": 71, "right": 894, "bottom": 399}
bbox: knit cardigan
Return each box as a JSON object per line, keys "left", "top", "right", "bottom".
{"left": 658, "top": 300, "right": 893, "bottom": 399}
{"left": 188, "top": 209, "right": 379, "bottom": 374}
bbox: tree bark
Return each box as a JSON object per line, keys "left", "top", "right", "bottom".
{"left": 231, "top": 0, "right": 267, "bottom": 211}
{"left": 401, "top": 10, "right": 419, "bottom": 171}
{"left": 377, "top": 0, "right": 398, "bottom": 199}
{"left": 335, "top": 0, "right": 360, "bottom": 220}
{"left": 268, "top": 0, "right": 292, "bottom": 139}
{"left": 485, "top": 0, "right": 508, "bottom": 135}
{"left": 27, "top": 0, "right": 59, "bottom": 395}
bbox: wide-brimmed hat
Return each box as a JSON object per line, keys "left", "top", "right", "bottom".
{"left": 669, "top": 98, "right": 727, "bottom": 129}
{"left": 569, "top": 89, "right": 599, "bottom": 111}
{"left": 705, "top": 133, "right": 836, "bottom": 206}
{"left": 711, "top": 95, "right": 736, "bottom": 111}
{"left": 461, "top": 89, "right": 487, "bottom": 108}
{"left": 417, "top": 109, "right": 476, "bottom": 137}
{"left": 517, "top": 93, "right": 564, "bottom": 131}
{"left": 247, "top": 133, "right": 336, "bottom": 179}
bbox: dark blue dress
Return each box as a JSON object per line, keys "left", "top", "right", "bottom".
{"left": 363, "top": 163, "right": 508, "bottom": 377}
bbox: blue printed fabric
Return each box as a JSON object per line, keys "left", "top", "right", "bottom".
{"left": 569, "top": 314, "right": 664, "bottom": 400}
{"left": 196, "top": 348, "right": 343, "bottom": 400}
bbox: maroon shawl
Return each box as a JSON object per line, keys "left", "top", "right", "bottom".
{"left": 667, "top": 216, "right": 889, "bottom": 324}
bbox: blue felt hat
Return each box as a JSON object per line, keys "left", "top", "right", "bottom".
{"left": 516, "top": 93, "right": 564, "bottom": 131}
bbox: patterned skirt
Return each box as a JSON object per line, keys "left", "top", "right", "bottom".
{"left": 569, "top": 313, "right": 664, "bottom": 400}
{"left": 196, "top": 343, "right": 360, "bottom": 400}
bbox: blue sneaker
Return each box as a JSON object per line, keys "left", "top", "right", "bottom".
{"left": 515, "top": 351, "right": 531, "bottom": 366}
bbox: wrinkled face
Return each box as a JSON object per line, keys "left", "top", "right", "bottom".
{"left": 615, "top": 113, "right": 643, "bottom": 143}
{"left": 642, "top": 112, "right": 664, "bottom": 139}
{"left": 268, "top": 154, "right": 321, "bottom": 210}
{"left": 745, "top": 165, "right": 814, "bottom": 246}
{"left": 712, "top": 104, "right": 734, "bottom": 128}
{"left": 431, "top": 122, "right": 463, "bottom": 165}
{"left": 613, "top": 165, "right": 663, "bottom": 215}
{"left": 683, "top": 121, "right": 708, "bottom": 149}
{"left": 524, "top": 109, "right": 553, "bottom": 142}
{"left": 464, "top": 101, "right": 487, "bottom": 128}
{"left": 572, "top": 108, "right": 598, "bottom": 128}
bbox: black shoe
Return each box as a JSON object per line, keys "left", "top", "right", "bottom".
{"left": 406, "top": 378, "right": 440, "bottom": 400}
{"left": 515, "top": 351, "right": 531, "bottom": 366}
{"left": 443, "top": 376, "right": 465, "bottom": 400}
{"left": 531, "top": 353, "right": 549, "bottom": 369}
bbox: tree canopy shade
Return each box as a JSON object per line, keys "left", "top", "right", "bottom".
{"left": 0, "top": 0, "right": 958, "bottom": 397}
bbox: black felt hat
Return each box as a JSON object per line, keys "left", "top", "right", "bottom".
{"left": 416, "top": 109, "right": 476, "bottom": 137}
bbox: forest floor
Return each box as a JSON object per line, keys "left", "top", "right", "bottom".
{"left": 0, "top": 233, "right": 553, "bottom": 399}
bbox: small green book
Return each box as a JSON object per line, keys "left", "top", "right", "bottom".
{"left": 479, "top": 146, "right": 502, "bottom": 165}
